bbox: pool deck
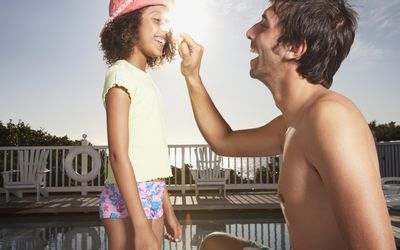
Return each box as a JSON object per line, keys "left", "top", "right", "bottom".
{"left": 0, "top": 191, "right": 281, "bottom": 215}
{"left": 1, "top": 191, "right": 400, "bottom": 246}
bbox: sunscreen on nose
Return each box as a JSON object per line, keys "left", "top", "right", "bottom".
{"left": 170, "top": 30, "right": 183, "bottom": 50}
{"left": 160, "top": 22, "right": 170, "bottom": 32}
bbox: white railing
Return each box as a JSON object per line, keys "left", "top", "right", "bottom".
{"left": 1, "top": 141, "right": 399, "bottom": 196}
{"left": 167, "top": 144, "right": 280, "bottom": 192}
{"left": 0, "top": 145, "right": 108, "bottom": 195}
{"left": 0, "top": 143, "right": 280, "bottom": 196}
{"left": 376, "top": 141, "right": 400, "bottom": 177}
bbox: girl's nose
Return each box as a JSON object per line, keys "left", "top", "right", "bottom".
{"left": 160, "top": 22, "right": 170, "bottom": 33}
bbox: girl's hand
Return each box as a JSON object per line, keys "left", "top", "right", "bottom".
{"left": 135, "top": 228, "right": 161, "bottom": 250}
{"left": 164, "top": 211, "right": 182, "bottom": 242}
{"left": 179, "top": 32, "right": 204, "bottom": 78}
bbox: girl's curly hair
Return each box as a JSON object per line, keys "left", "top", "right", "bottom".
{"left": 100, "top": 8, "right": 176, "bottom": 68}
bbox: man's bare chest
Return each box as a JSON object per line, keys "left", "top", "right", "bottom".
{"left": 278, "top": 128, "right": 322, "bottom": 204}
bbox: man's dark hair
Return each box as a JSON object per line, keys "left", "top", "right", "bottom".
{"left": 99, "top": 8, "right": 176, "bottom": 68}
{"left": 270, "top": 0, "right": 358, "bottom": 88}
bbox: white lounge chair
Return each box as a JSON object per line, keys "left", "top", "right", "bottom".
{"left": 191, "top": 146, "right": 230, "bottom": 196}
{"left": 381, "top": 177, "right": 400, "bottom": 208}
{"left": 2, "top": 149, "right": 50, "bottom": 202}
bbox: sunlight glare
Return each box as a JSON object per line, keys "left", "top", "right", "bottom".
{"left": 170, "top": 0, "right": 213, "bottom": 43}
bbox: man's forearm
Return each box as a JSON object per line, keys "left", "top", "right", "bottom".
{"left": 185, "top": 75, "right": 232, "bottom": 151}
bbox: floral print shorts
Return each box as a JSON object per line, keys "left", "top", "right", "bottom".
{"left": 99, "top": 181, "right": 165, "bottom": 220}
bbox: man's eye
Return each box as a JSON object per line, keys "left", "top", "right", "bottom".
{"left": 260, "top": 22, "right": 268, "bottom": 29}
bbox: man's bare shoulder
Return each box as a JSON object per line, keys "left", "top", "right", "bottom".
{"left": 298, "top": 90, "right": 371, "bottom": 154}
{"left": 298, "top": 90, "right": 373, "bottom": 165}
{"left": 303, "top": 91, "right": 366, "bottom": 129}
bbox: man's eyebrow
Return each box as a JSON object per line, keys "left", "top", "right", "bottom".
{"left": 262, "top": 13, "right": 270, "bottom": 25}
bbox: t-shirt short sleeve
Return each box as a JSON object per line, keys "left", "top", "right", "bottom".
{"left": 102, "top": 65, "right": 137, "bottom": 106}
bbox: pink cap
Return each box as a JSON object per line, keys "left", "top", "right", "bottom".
{"left": 109, "top": 0, "right": 174, "bottom": 21}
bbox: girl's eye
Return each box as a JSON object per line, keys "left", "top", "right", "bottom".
{"left": 153, "top": 18, "right": 161, "bottom": 23}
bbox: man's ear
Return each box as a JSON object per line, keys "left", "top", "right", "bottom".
{"left": 284, "top": 40, "right": 307, "bottom": 60}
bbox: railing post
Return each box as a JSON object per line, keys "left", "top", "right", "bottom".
{"left": 181, "top": 146, "right": 185, "bottom": 194}
{"left": 81, "top": 134, "right": 88, "bottom": 195}
{"left": 278, "top": 155, "right": 283, "bottom": 184}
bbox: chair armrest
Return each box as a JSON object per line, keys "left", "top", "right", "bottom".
{"left": 223, "top": 169, "right": 231, "bottom": 180}
{"left": 36, "top": 169, "right": 50, "bottom": 178}
{"left": 2, "top": 170, "right": 20, "bottom": 181}
{"left": 383, "top": 184, "right": 400, "bottom": 194}
{"left": 190, "top": 169, "right": 199, "bottom": 181}
{"left": 382, "top": 177, "right": 400, "bottom": 194}
{"left": 2, "top": 170, "right": 20, "bottom": 184}
{"left": 2, "top": 170, "right": 20, "bottom": 174}
{"left": 381, "top": 177, "right": 400, "bottom": 185}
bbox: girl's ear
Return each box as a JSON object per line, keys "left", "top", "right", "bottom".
{"left": 284, "top": 40, "right": 307, "bottom": 60}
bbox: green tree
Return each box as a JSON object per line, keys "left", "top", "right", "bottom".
{"left": 369, "top": 120, "right": 400, "bottom": 142}
{"left": 0, "top": 120, "right": 80, "bottom": 146}
{"left": 0, "top": 120, "right": 88, "bottom": 187}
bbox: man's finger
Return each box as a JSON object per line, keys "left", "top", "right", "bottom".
{"left": 179, "top": 32, "right": 197, "bottom": 47}
{"left": 179, "top": 42, "right": 190, "bottom": 59}
{"left": 178, "top": 44, "right": 183, "bottom": 58}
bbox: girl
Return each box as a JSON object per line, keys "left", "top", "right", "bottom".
{"left": 99, "top": 0, "right": 182, "bottom": 249}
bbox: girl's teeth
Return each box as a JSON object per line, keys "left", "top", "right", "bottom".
{"left": 155, "top": 37, "right": 166, "bottom": 45}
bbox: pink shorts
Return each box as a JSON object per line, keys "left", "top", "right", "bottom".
{"left": 99, "top": 181, "right": 165, "bottom": 220}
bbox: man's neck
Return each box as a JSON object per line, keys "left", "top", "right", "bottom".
{"left": 271, "top": 76, "right": 328, "bottom": 127}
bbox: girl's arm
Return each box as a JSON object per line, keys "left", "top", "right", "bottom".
{"left": 106, "top": 87, "right": 160, "bottom": 249}
{"left": 163, "top": 188, "right": 182, "bottom": 242}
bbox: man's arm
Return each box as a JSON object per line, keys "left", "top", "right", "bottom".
{"left": 179, "top": 33, "right": 286, "bottom": 157}
{"left": 303, "top": 100, "right": 395, "bottom": 249}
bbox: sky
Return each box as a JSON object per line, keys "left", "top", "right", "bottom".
{"left": 0, "top": 0, "right": 399, "bottom": 145}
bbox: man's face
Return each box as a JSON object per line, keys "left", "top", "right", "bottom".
{"left": 246, "top": 7, "right": 285, "bottom": 82}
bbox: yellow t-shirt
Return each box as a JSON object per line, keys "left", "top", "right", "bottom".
{"left": 102, "top": 60, "right": 172, "bottom": 183}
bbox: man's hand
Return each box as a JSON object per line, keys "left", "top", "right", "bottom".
{"left": 179, "top": 32, "right": 204, "bottom": 78}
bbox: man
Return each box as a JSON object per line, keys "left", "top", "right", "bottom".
{"left": 178, "top": 0, "right": 396, "bottom": 249}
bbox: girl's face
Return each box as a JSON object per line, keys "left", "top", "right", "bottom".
{"left": 135, "top": 5, "right": 171, "bottom": 58}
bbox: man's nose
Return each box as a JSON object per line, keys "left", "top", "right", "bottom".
{"left": 246, "top": 24, "right": 256, "bottom": 40}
